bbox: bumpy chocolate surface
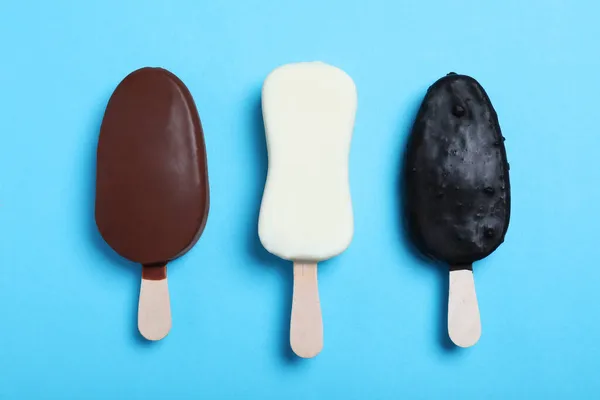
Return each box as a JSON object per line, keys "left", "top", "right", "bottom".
{"left": 96, "top": 67, "right": 209, "bottom": 266}
{"left": 405, "top": 73, "right": 510, "bottom": 266}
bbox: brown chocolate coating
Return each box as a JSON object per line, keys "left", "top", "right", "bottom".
{"left": 142, "top": 265, "right": 167, "bottom": 280}
{"left": 96, "top": 67, "right": 209, "bottom": 266}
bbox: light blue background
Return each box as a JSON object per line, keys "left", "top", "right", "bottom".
{"left": 1, "top": 0, "right": 599, "bottom": 398}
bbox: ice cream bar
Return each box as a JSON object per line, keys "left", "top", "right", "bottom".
{"left": 96, "top": 67, "right": 209, "bottom": 341}
{"left": 259, "top": 62, "right": 356, "bottom": 358}
{"left": 405, "top": 73, "right": 510, "bottom": 347}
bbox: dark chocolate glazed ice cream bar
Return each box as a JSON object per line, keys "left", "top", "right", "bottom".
{"left": 405, "top": 73, "right": 510, "bottom": 347}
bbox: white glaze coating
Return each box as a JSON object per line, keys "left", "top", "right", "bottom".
{"left": 259, "top": 62, "right": 357, "bottom": 261}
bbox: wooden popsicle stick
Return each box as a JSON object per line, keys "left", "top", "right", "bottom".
{"left": 448, "top": 267, "right": 481, "bottom": 347}
{"left": 290, "top": 262, "right": 323, "bottom": 358}
{"left": 138, "top": 264, "right": 172, "bottom": 341}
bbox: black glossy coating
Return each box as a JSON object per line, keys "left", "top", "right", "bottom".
{"left": 405, "top": 73, "right": 510, "bottom": 266}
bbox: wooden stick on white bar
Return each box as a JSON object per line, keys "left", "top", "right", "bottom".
{"left": 448, "top": 267, "right": 481, "bottom": 348}
{"left": 138, "top": 265, "right": 172, "bottom": 341}
{"left": 290, "top": 262, "right": 323, "bottom": 358}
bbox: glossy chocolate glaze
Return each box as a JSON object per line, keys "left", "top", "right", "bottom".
{"left": 96, "top": 67, "right": 209, "bottom": 267}
{"left": 142, "top": 265, "right": 167, "bottom": 281}
{"left": 405, "top": 73, "right": 510, "bottom": 266}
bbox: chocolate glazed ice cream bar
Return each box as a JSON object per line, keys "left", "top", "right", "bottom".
{"left": 405, "top": 73, "right": 510, "bottom": 347}
{"left": 259, "top": 62, "right": 357, "bottom": 358}
{"left": 96, "top": 67, "right": 209, "bottom": 341}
